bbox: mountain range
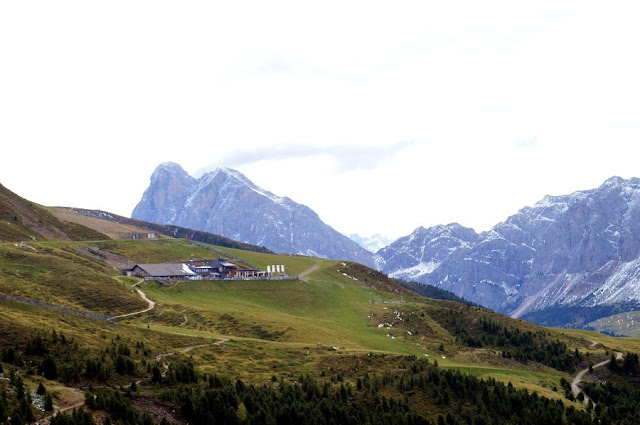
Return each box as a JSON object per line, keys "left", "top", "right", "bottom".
{"left": 348, "top": 233, "right": 392, "bottom": 253}
{"left": 378, "top": 176, "right": 640, "bottom": 327}
{"left": 132, "top": 162, "right": 375, "bottom": 267}
{"left": 131, "top": 163, "right": 640, "bottom": 328}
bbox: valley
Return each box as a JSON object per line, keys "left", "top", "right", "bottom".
{"left": 2, "top": 186, "right": 640, "bottom": 424}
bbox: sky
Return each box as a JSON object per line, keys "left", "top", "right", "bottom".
{"left": 1, "top": 1, "right": 640, "bottom": 241}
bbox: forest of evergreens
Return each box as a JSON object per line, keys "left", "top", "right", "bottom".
{"left": 3, "top": 330, "right": 640, "bottom": 425}
{"left": 1, "top": 309, "right": 640, "bottom": 424}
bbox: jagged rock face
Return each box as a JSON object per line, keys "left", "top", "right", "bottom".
{"left": 132, "top": 162, "right": 196, "bottom": 225}
{"left": 379, "top": 177, "right": 640, "bottom": 319}
{"left": 132, "top": 163, "right": 375, "bottom": 267}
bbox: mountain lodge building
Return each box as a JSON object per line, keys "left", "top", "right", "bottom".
{"left": 126, "top": 257, "right": 269, "bottom": 280}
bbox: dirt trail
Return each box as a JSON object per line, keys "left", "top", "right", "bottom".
{"left": 59, "top": 397, "right": 86, "bottom": 413}
{"left": 298, "top": 262, "right": 322, "bottom": 281}
{"left": 111, "top": 280, "right": 155, "bottom": 320}
{"left": 155, "top": 339, "right": 229, "bottom": 361}
{"left": 35, "top": 387, "right": 86, "bottom": 425}
{"left": 572, "top": 351, "right": 623, "bottom": 404}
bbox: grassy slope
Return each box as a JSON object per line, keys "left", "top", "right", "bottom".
{"left": 586, "top": 311, "right": 640, "bottom": 337}
{"left": 0, "top": 184, "right": 108, "bottom": 242}
{"left": 102, "top": 243, "right": 638, "bottom": 402}
{"left": 56, "top": 206, "right": 273, "bottom": 254}
{"left": 49, "top": 208, "right": 152, "bottom": 239}
{"left": 2, "top": 233, "right": 640, "bottom": 417}
{"left": 0, "top": 241, "right": 148, "bottom": 315}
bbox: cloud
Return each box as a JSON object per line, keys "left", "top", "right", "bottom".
{"left": 512, "top": 136, "right": 539, "bottom": 151}
{"left": 225, "top": 54, "right": 327, "bottom": 80}
{"left": 195, "top": 140, "right": 417, "bottom": 176}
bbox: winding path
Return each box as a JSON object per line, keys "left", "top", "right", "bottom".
{"left": 110, "top": 280, "right": 155, "bottom": 320}
{"left": 572, "top": 351, "right": 623, "bottom": 404}
{"left": 155, "top": 339, "right": 229, "bottom": 361}
{"left": 58, "top": 388, "right": 86, "bottom": 413}
{"left": 298, "top": 262, "right": 321, "bottom": 281}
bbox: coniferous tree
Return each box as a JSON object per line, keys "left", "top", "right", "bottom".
{"left": 0, "top": 393, "right": 7, "bottom": 423}
{"left": 10, "top": 408, "right": 24, "bottom": 425}
{"left": 41, "top": 354, "right": 59, "bottom": 380}
{"left": 608, "top": 353, "right": 619, "bottom": 372}
{"left": 44, "top": 393, "right": 54, "bottom": 412}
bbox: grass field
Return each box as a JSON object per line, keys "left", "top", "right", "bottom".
{"left": 128, "top": 266, "right": 426, "bottom": 354}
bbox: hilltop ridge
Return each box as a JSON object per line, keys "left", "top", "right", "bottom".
{"left": 0, "top": 183, "right": 108, "bottom": 242}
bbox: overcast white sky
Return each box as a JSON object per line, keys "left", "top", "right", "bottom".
{"left": 2, "top": 1, "right": 640, "bottom": 241}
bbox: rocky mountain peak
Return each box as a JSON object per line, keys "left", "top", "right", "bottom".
{"left": 156, "top": 161, "right": 188, "bottom": 174}
{"left": 150, "top": 162, "right": 194, "bottom": 185}
{"left": 376, "top": 222, "right": 478, "bottom": 281}
{"left": 132, "top": 163, "right": 196, "bottom": 225}
{"left": 132, "top": 163, "right": 375, "bottom": 267}
{"left": 601, "top": 175, "right": 625, "bottom": 188}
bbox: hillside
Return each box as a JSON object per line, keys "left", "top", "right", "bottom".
{"left": 53, "top": 207, "right": 274, "bottom": 254}
{"left": 2, "top": 187, "right": 640, "bottom": 424}
{"left": 0, "top": 183, "right": 108, "bottom": 242}
{"left": 49, "top": 208, "right": 154, "bottom": 240}
{"left": 3, "top": 234, "right": 640, "bottom": 423}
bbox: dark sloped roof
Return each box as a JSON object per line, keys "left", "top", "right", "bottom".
{"left": 137, "top": 263, "right": 195, "bottom": 277}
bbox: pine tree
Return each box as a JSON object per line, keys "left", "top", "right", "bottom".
{"left": 44, "top": 393, "right": 54, "bottom": 412}
{"left": 40, "top": 355, "right": 59, "bottom": 380}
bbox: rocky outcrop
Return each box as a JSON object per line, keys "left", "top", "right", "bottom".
{"left": 131, "top": 162, "right": 196, "bottom": 225}
{"left": 132, "top": 163, "right": 375, "bottom": 267}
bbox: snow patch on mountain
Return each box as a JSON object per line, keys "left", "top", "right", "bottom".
{"left": 389, "top": 261, "right": 441, "bottom": 280}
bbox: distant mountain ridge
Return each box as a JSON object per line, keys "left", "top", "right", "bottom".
{"left": 132, "top": 162, "right": 375, "bottom": 266}
{"left": 378, "top": 176, "right": 640, "bottom": 327}
{"left": 349, "top": 233, "right": 392, "bottom": 253}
